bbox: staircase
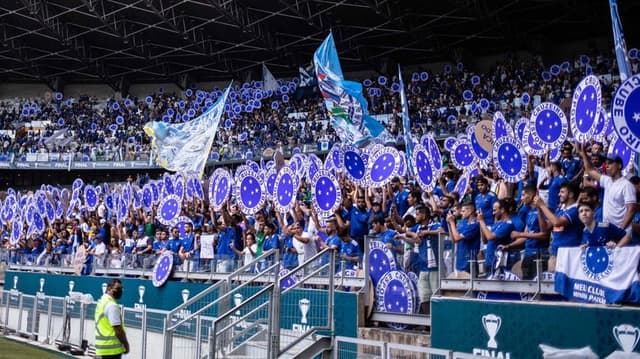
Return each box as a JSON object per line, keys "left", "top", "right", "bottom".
{"left": 162, "top": 248, "right": 336, "bottom": 359}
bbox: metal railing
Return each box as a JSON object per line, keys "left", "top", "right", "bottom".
{"left": 162, "top": 249, "right": 279, "bottom": 359}
{"left": 333, "top": 336, "right": 453, "bottom": 359}
{"left": 435, "top": 233, "right": 558, "bottom": 298}
{"left": 276, "top": 248, "right": 335, "bottom": 357}
{"left": 0, "top": 289, "right": 180, "bottom": 359}
{"left": 204, "top": 247, "right": 336, "bottom": 359}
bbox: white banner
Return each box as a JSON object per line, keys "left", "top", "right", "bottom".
{"left": 200, "top": 234, "right": 215, "bottom": 259}
{"left": 555, "top": 246, "right": 640, "bottom": 304}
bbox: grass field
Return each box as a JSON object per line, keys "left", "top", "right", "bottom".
{"left": 0, "top": 337, "right": 71, "bottom": 359}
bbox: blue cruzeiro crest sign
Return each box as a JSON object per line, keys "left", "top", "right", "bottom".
{"left": 612, "top": 74, "right": 640, "bottom": 154}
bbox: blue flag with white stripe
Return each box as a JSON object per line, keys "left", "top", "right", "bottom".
{"left": 313, "top": 33, "right": 392, "bottom": 146}
{"left": 555, "top": 246, "right": 640, "bottom": 304}
{"left": 609, "top": 0, "right": 632, "bottom": 81}
{"left": 398, "top": 65, "right": 414, "bottom": 176}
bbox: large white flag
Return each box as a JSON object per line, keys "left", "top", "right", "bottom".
{"left": 144, "top": 85, "right": 231, "bottom": 178}
{"left": 262, "top": 63, "right": 279, "bottom": 93}
{"left": 555, "top": 246, "right": 640, "bottom": 304}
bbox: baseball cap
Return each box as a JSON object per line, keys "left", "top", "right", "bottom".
{"left": 606, "top": 155, "right": 623, "bottom": 165}
{"left": 99, "top": 218, "right": 106, "bottom": 224}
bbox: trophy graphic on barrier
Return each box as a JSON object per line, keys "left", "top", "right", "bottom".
{"left": 67, "top": 280, "right": 76, "bottom": 306}
{"left": 10, "top": 276, "right": 19, "bottom": 299}
{"left": 134, "top": 285, "right": 146, "bottom": 318}
{"left": 299, "top": 298, "right": 310, "bottom": 324}
{"left": 36, "top": 278, "right": 46, "bottom": 301}
{"left": 138, "top": 285, "right": 146, "bottom": 304}
{"left": 182, "top": 289, "right": 190, "bottom": 304}
{"left": 482, "top": 314, "right": 502, "bottom": 349}
{"left": 613, "top": 324, "right": 640, "bottom": 353}
{"left": 102, "top": 283, "right": 108, "bottom": 295}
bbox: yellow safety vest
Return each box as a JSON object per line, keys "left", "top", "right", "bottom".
{"left": 94, "top": 294, "right": 126, "bottom": 356}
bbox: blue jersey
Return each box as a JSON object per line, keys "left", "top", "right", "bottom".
{"left": 561, "top": 158, "right": 581, "bottom": 181}
{"left": 263, "top": 234, "right": 281, "bottom": 252}
{"left": 180, "top": 234, "right": 196, "bottom": 253}
{"left": 282, "top": 235, "right": 298, "bottom": 269}
{"left": 414, "top": 221, "right": 442, "bottom": 272}
{"left": 394, "top": 189, "right": 410, "bottom": 217}
{"left": 339, "top": 240, "right": 361, "bottom": 270}
{"left": 595, "top": 205, "right": 603, "bottom": 223}
{"left": 455, "top": 219, "right": 481, "bottom": 272}
{"left": 475, "top": 192, "right": 497, "bottom": 226}
{"left": 167, "top": 238, "right": 182, "bottom": 253}
{"left": 631, "top": 212, "right": 640, "bottom": 246}
{"left": 582, "top": 222, "right": 627, "bottom": 247}
{"left": 523, "top": 207, "right": 547, "bottom": 256}
{"left": 550, "top": 204, "right": 583, "bottom": 255}
{"left": 547, "top": 175, "right": 567, "bottom": 212}
{"left": 510, "top": 215, "right": 525, "bottom": 232}
{"left": 216, "top": 227, "right": 236, "bottom": 257}
{"left": 152, "top": 240, "right": 168, "bottom": 253}
{"left": 349, "top": 206, "right": 370, "bottom": 239}
{"left": 485, "top": 220, "right": 515, "bottom": 267}
{"left": 378, "top": 229, "right": 401, "bottom": 254}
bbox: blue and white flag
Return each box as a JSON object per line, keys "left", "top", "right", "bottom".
{"left": 609, "top": 0, "right": 632, "bottom": 82}
{"left": 398, "top": 65, "right": 414, "bottom": 176}
{"left": 299, "top": 63, "right": 316, "bottom": 87}
{"left": 555, "top": 246, "right": 640, "bottom": 304}
{"left": 313, "top": 33, "right": 392, "bottom": 146}
{"left": 144, "top": 84, "right": 231, "bottom": 178}
{"left": 262, "top": 64, "right": 279, "bottom": 94}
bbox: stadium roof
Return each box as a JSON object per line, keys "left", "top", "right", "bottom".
{"left": 0, "top": 0, "right": 638, "bottom": 91}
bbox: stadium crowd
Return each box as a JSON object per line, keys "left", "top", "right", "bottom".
{"left": 1, "top": 49, "right": 640, "bottom": 314}
{"left": 0, "top": 49, "right": 636, "bottom": 162}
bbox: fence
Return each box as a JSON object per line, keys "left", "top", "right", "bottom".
{"left": 333, "top": 336, "right": 461, "bottom": 359}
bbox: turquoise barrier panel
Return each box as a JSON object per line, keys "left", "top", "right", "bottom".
{"left": 432, "top": 297, "right": 640, "bottom": 357}
{"left": 3, "top": 271, "right": 358, "bottom": 337}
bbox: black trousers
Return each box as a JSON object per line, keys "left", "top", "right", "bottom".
{"left": 96, "top": 355, "right": 122, "bottom": 359}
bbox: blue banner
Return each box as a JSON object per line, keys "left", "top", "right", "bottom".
{"left": 555, "top": 247, "right": 640, "bottom": 304}
{"left": 609, "top": 0, "right": 632, "bottom": 81}
{"left": 313, "top": 33, "right": 391, "bottom": 146}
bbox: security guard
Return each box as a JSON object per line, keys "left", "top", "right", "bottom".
{"left": 95, "top": 279, "right": 129, "bottom": 358}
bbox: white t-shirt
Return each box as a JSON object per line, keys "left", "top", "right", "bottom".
{"left": 243, "top": 244, "right": 257, "bottom": 266}
{"left": 103, "top": 298, "right": 122, "bottom": 326}
{"left": 97, "top": 203, "right": 107, "bottom": 219}
{"left": 95, "top": 242, "right": 106, "bottom": 257}
{"left": 600, "top": 175, "right": 637, "bottom": 228}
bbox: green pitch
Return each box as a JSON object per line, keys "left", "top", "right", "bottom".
{"left": 0, "top": 337, "right": 71, "bottom": 358}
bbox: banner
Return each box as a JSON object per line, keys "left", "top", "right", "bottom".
{"left": 313, "top": 33, "right": 391, "bottom": 146}
{"left": 299, "top": 63, "right": 317, "bottom": 87}
{"left": 398, "top": 65, "right": 414, "bottom": 176}
{"left": 555, "top": 246, "right": 640, "bottom": 304}
{"left": 144, "top": 84, "right": 231, "bottom": 178}
{"left": 262, "top": 63, "right": 279, "bottom": 94}
{"left": 609, "top": 0, "right": 632, "bottom": 81}
{"left": 432, "top": 297, "right": 640, "bottom": 358}
{"left": 200, "top": 234, "right": 215, "bottom": 259}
